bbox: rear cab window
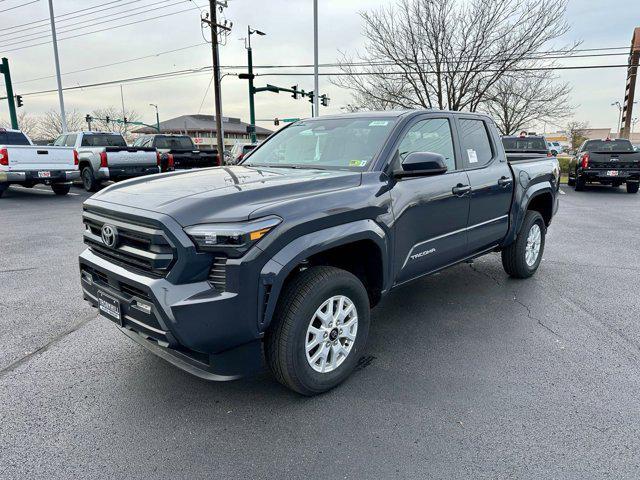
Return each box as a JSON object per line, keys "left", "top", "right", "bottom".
{"left": 583, "top": 140, "right": 634, "bottom": 152}
{"left": 459, "top": 118, "right": 494, "bottom": 168}
{"left": 81, "top": 134, "right": 127, "bottom": 147}
{"left": 502, "top": 137, "right": 547, "bottom": 152}
{"left": 0, "top": 131, "right": 31, "bottom": 146}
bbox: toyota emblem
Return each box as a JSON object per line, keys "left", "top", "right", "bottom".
{"left": 101, "top": 224, "right": 118, "bottom": 248}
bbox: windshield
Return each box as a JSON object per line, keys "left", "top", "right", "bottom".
{"left": 502, "top": 137, "right": 547, "bottom": 152}
{"left": 155, "top": 136, "right": 194, "bottom": 149}
{"left": 81, "top": 134, "right": 127, "bottom": 147}
{"left": 243, "top": 117, "right": 396, "bottom": 169}
{"left": 583, "top": 139, "right": 634, "bottom": 152}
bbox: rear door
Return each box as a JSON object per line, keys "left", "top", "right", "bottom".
{"left": 458, "top": 117, "right": 513, "bottom": 255}
{"left": 390, "top": 114, "right": 471, "bottom": 284}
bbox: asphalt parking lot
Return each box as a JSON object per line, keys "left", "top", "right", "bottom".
{"left": 1, "top": 182, "right": 639, "bottom": 479}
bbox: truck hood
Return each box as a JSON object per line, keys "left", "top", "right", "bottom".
{"left": 89, "top": 165, "right": 362, "bottom": 226}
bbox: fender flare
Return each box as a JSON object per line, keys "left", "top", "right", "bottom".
{"left": 257, "top": 219, "right": 389, "bottom": 331}
{"left": 504, "top": 184, "right": 555, "bottom": 246}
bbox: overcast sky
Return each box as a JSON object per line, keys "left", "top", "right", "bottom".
{"left": 0, "top": 0, "right": 638, "bottom": 133}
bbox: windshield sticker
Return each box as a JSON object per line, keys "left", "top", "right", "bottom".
{"left": 368, "top": 121, "right": 389, "bottom": 127}
{"left": 467, "top": 149, "right": 478, "bottom": 163}
{"left": 349, "top": 160, "right": 368, "bottom": 167}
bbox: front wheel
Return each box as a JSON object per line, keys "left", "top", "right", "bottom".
{"left": 501, "top": 211, "right": 546, "bottom": 279}
{"left": 265, "top": 266, "right": 370, "bottom": 396}
{"left": 627, "top": 182, "right": 639, "bottom": 194}
{"left": 51, "top": 184, "right": 71, "bottom": 196}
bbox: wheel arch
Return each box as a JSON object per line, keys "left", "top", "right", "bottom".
{"left": 258, "top": 220, "right": 389, "bottom": 332}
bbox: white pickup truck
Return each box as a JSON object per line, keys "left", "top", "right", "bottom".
{"left": 0, "top": 128, "right": 78, "bottom": 198}
{"left": 53, "top": 132, "right": 160, "bottom": 192}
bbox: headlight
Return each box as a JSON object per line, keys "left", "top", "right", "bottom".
{"left": 184, "top": 216, "right": 282, "bottom": 256}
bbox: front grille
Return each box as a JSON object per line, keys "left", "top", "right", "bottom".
{"left": 83, "top": 208, "right": 175, "bottom": 277}
{"left": 208, "top": 256, "right": 227, "bottom": 291}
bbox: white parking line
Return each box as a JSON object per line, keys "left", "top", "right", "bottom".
{"left": 559, "top": 188, "right": 566, "bottom": 195}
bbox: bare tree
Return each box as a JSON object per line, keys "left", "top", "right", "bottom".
{"left": 566, "top": 120, "right": 589, "bottom": 151}
{"left": 35, "top": 109, "right": 84, "bottom": 141}
{"left": 333, "top": 0, "right": 575, "bottom": 113}
{"left": 90, "top": 106, "right": 140, "bottom": 140}
{"left": 481, "top": 71, "right": 573, "bottom": 135}
{"left": 0, "top": 111, "right": 39, "bottom": 138}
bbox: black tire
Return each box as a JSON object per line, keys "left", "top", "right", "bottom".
{"left": 501, "top": 211, "right": 546, "bottom": 279}
{"left": 0, "top": 183, "right": 8, "bottom": 198}
{"left": 51, "top": 184, "right": 71, "bottom": 196}
{"left": 627, "top": 182, "right": 639, "bottom": 194}
{"left": 81, "top": 166, "right": 99, "bottom": 192}
{"left": 265, "top": 266, "right": 371, "bottom": 396}
{"left": 566, "top": 174, "right": 575, "bottom": 187}
{"left": 574, "top": 174, "right": 586, "bottom": 191}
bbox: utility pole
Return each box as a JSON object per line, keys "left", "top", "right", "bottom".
{"left": 203, "top": 1, "right": 231, "bottom": 161}
{"left": 313, "top": 0, "right": 319, "bottom": 117}
{"left": 48, "top": 0, "right": 67, "bottom": 132}
{"left": 0, "top": 58, "right": 18, "bottom": 129}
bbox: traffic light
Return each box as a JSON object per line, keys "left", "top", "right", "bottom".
{"left": 320, "top": 94, "right": 329, "bottom": 107}
{"left": 85, "top": 114, "right": 92, "bottom": 123}
{"left": 274, "top": 118, "right": 280, "bottom": 126}
{"left": 15, "top": 95, "right": 23, "bottom": 108}
{"left": 123, "top": 117, "right": 128, "bottom": 124}
{"left": 307, "top": 91, "right": 314, "bottom": 104}
{"left": 291, "top": 85, "right": 299, "bottom": 100}
{"left": 105, "top": 116, "right": 110, "bottom": 124}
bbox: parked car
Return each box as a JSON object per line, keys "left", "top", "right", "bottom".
{"left": 132, "top": 134, "right": 219, "bottom": 172}
{"left": 79, "top": 111, "right": 559, "bottom": 395}
{"left": 0, "top": 128, "right": 78, "bottom": 198}
{"left": 54, "top": 132, "right": 159, "bottom": 192}
{"left": 567, "top": 138, "right": 640, "bottom": 193}
{"left": 229, "top": 142, "right": 257, "bottom": 164}
{"left": 547, "top": 141, "right": 563, "bottom": 156}
{"left": 501, "top": 134, "right": 551, "bottom": 162}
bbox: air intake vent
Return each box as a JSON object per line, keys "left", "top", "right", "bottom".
{"left": 208, "top": 257, "right": 227, "bottom": 291}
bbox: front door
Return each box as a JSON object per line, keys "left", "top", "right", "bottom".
{"left": 390, "top": 116, "right": 471, "bottom": 285}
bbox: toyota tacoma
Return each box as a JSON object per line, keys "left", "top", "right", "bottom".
{"left": 79, "top": 111, "right": 559, "bottom": 395}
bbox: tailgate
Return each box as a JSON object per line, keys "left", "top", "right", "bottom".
{"left": 171, "top": 150, "right": 218, "bottom": 169}
{"left": 3, "top": 145, "right": 75, "bottom": 170}
{"left": 104, "top": 147, "right": 157, "bottom": 167}
{"left": 588, "top": 152, "right": 640, "bottom": 170}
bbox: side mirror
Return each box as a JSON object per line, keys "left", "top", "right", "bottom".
{"left": 395, "top": 151, "right": 448, "bottom": 178}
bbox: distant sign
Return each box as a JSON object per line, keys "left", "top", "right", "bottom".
{"left": 193, "top": 137, "right": 204, "bottom": 144}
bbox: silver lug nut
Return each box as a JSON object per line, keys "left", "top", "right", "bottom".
{"left": 323, "top": 332, "right": 328, "bottom": 338}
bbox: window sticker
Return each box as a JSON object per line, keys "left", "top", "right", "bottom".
{"left": 467, "top": 149, "right": 478, "bottom": 163}
{"left": 368, "top": 121, "right": 389, "bottom": 127}
{"left": 349, "top": 160, "right": 368, "bottom": 167}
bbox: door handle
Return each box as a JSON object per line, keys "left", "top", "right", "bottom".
{"left": 452, "top": 184, "right": 471, "bottom": 196}
{"left": 498, "top": 176, "right": 512, "bottom": 187}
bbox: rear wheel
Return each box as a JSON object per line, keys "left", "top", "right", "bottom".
{"left": 627, "top": 182, "right": 639, "bottom": 194}
{"left": 81, "top": 166, "right": 99, "bottom": 192}
{"left": 567, "top": 175, "right": 575, "bottom": 186}
{"left": 265, "top": 266, "right": 370, "bottom": 396}
{"left": 574, "top": 174, "right": 586, "bottom": 191}
{"left": 51, "top": 184, "right": 71, "bottom": 196}
{"left": 501, "top": 211, "right": 546, "bottom": 279}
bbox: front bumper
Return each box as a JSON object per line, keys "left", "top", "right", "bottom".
{"left": 95, "top": 165, "right": 161, "bottom": 181}
{"left": 0, "top": 169, "right": 80, "bottom": 183}
{"left": 79, "top": 248, "right": 263, "bottom": 380}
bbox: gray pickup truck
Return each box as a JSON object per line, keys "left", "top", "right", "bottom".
{"left": 79, "top": 110, "right": 559, "bottom": 395}
{"left": 53, "top": 132, "right": 159, "bottom": 192}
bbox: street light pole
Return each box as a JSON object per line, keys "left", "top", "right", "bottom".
{"left": 612, "top": 101, "right": 623, "bottom": 135}
{"left": 313, "top": 0, "right": 319, "bottom": 117}
{"left": 150, "top": 103, "right": 160, "bottom": 132}
{"left": 246, "top": 26, "right": 265, "bottom": 143}
{"left": 48, "top": 0, "right": 67, "bottom": 132}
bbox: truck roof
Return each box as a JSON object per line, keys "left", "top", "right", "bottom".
{"left": 305, "top": 109, "right": 493, "bottom": 122}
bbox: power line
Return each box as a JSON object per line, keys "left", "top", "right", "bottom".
{"left": 0, "top": 0, "right": 38, "bottom": 13}
{"left": 1, "top": 4, "right": 202, "bottom": 53}
{"left": 1, "top": 0, "right": 190, "bottom": 46}
{"left": 13, "top": 42, "right": 208, "bottom": 84}
{"left": 2, "top": 62, "right": 632, "bottom": 100}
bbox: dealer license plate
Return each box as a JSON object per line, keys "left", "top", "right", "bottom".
{"left": 38, "top": 171, "right": 51, "bottom": 178}
{"left": 98, "top": 291, "right": 121, "bottom": 325}
{"left": 606, "top": 170, "right": 619, "bottom": 176}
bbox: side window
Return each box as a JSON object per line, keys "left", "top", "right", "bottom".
{"left": 53, "top": 135, "right": 67, "bottom": 146}
{"left": 64, "top": 134, "right": 77, "bottom": 147}
{"left": 459, "top": 119, "right": 493, "bottom": 168}
{"left": 397, "top": 118, "right": 456, "bottom": 171}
